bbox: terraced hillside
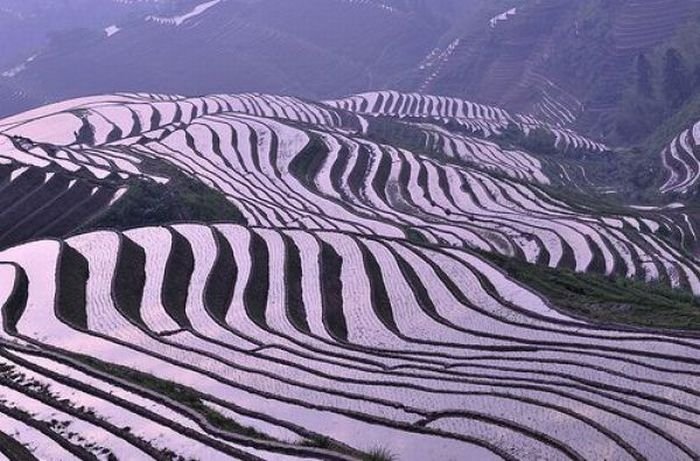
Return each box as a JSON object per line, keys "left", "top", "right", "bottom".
{"left": 0, "top": 91, "right": 698, "bottom": 459}
{"left": 661, "top": 119, "right": 700, "bottom": 195}
{"left": 2, "top": 224, "right": 700, "bottom": 460}
{"left": 327, "top": 90, "right": 608, "bottom": 152}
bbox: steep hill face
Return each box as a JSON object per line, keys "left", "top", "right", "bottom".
{"left": 420, "top": 0, "right": 700, "bottom": 140}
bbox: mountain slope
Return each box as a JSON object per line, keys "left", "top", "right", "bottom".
{"left": 0, "top": 0, "right": 173, "bottom": 67}
{"left": 0, "top": 0, "right": 449, "bottom": 118}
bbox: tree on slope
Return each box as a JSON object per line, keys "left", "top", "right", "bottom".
{"left": 636, "top": 53, "right": 654, "bottom": 98}
{"left": 663, "top": 48, "right": 692, "bottom": 109}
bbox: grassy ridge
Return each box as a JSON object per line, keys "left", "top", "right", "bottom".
{"left": 87, "top": 160, "right": 245, "bottom": 231}
{"left": 480, "top": 250, "right": 700, "bottom": 331}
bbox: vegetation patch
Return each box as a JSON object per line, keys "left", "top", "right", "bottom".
{"left": 89, "top": 160, "right": 245, "bottom": 231}
{"left": 614, "top": 12, "right": 700, "bottom": 151}
{"left": 319, "top": 241, "right": 349, "bottom": 341}
{"left": 363, "top": 447, "right": 398, "bottom": 461}
{"left": 113, "top": 236, "right": 146, "bottom": 327}
{"left": 0, "top": 429, "right": 38, "bottom": 461}
{"left": 479, "top": 250, "right": 700, "bottom": 331}
{"left": 360, "top": 244, "right": 399, "bottom": 334}
{"left": 2, "top": 269, "right": 28, "bottom": 334}
{"left": 282, "top": 235, "right": 311, "bottom": 334}
{"left": 245, "top": 232, "right": 270, "bottom": 326}
{"left": 57, "top": 245, "right": 90, "bottom": 329}
{"left": 205, "top": 229, "right": 238, "bottom": 323}
{"left": 65, "top": 353, "right": 378, "bottom": 460}
{"left": 162, "top": 230, "right": 194, "bottom": 329}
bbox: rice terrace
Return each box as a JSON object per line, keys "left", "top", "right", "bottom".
{"left": 0, "top": 1, "right": 699, "bottom": 460}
